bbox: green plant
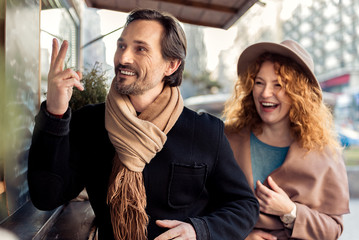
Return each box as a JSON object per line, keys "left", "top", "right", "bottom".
{"left": 69, "top": 62, "right": 109, "bottom": 111}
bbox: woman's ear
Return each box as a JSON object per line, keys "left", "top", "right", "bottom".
{"left": 164, "top": 59, "right": 181, "bottom": 76}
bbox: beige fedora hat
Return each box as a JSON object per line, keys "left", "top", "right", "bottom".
{"left": 237, "top": 39, "right": 320, "bottom": 89}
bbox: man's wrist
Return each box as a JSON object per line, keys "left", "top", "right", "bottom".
{"left": 186, "top": 217, "right": 209, "bottom": 240}
{"left": 37, "top": 101, "right": 71, "bottom": 136}
{"left": 46, "top": 109, "right": 64, "bottom": 119}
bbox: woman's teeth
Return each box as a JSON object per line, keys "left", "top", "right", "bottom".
{"left": 262, "top": 102, "right": 277, "bottom": 107}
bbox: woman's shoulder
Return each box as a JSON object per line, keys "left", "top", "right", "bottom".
{"left": 224, "top": 126, "right": 250, "bottom": 141}
{"left": 285, "top": 141, "right": 345, "bottom": 173}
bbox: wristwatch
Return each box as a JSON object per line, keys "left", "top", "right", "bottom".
{"left": 280, "top": 204, "right": 297, "bottom": 229}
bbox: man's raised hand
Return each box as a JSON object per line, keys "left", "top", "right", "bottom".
{"left": 46, "top": 38, "right": 83, "bottom": 115}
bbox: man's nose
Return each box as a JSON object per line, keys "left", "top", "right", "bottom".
{"left": 118, "top": 48, "right": 134, "bottom": 65}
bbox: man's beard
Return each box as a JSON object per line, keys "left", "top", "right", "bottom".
{"left": 114, "top": 63, "right": 149, "bottom": 95}
{"left": 114, "top": 76, "right": 149, "bottom": 95}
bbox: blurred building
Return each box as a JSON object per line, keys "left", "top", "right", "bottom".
{"left": 282, "top": 0, "right": 359, "bottom": 93}
{"left": 82, "top": 8, "right": 114, "bottom": 85}
{"left": 181, "top": 24, "right": 208, "bottom": 98}
{"left": 281, "top": 0, "right": 359, "bottom": 129}
{"left": 82, "top": 8, "right": 106, "bottom": 68}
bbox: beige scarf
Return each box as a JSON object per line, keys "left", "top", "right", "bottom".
{"left": 105, "top": 80, "right": 184, "bottom": 240}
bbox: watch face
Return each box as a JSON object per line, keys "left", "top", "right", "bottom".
{"left": 283, "top": 214, "right": 295, "bottom": 223}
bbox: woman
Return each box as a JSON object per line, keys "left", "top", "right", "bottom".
{"left": 224, "top": 40, "right": 350, "bottom": 239}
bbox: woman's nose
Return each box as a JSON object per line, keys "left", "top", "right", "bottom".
{"left": 261, "top": 85, "right": 274, "bottom": 98}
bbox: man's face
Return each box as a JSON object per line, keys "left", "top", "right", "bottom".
{"left": 113, "top": 20, "right": 171, "bottom": 96}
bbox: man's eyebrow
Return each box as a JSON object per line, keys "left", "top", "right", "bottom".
{"left": 117, "top": 37, "right": 150, "bottom": 46}
{"left": 133, "top": 40, "right": 150, "bottom": 47}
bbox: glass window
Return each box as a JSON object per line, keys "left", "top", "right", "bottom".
{"left": 40, "top": 5, "right": 79, "bottom": 101}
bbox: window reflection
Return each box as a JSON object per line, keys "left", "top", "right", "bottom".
{"left": 41, "top": 7, "right": 79, "bottom": 101}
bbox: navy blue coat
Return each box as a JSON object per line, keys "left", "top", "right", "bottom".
{"left": 28, "top": 102, "right": 259, "bottom": 240}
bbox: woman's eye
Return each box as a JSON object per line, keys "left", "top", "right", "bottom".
{"left": 138, "top": 47, "right": 146, "bottom": 52}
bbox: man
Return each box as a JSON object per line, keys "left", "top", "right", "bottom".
{"left": 28, "top": 9, "right": 259, "bottom": 240}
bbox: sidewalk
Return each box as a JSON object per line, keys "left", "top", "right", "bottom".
{"left": 340, "top": 198, "right": 359, "bottom": 239}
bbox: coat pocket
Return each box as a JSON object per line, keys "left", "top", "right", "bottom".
{"left": 168, "top": 162, "right": 207, "bottom": 208}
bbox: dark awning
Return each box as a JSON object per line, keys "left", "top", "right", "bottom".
{"left": 84, "top": 0, "right": 258, "bottom": 29}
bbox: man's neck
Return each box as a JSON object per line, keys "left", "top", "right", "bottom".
{"left": 129, "top": 84, "right": 165, "bottom": 113}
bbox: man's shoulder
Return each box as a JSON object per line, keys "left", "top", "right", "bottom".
{"left": 73, "top": 102, "right": 105, "bottom": 114}
{"left": 72, "top": 102, "right": 105, "bottom": 119}
{"left": 181, "top": 107, "right": 223, "bottom": 128}
{"left": 179, "top": 107, "right": 224, "bottom": 143}
{"left": 71, "top": 103, "right": 106, "bottom": 127}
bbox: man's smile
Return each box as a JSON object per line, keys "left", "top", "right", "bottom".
{"left": 120, "top": 69, "right": 136, "bottom": 76}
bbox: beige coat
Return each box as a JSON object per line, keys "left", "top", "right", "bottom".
{"left": 225, "top": 129, "right": 350, "bottom": 240}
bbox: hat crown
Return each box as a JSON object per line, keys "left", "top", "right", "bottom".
{"left": 280, "top": 39, "right": 314, "bottom": 72}
{"left": 236, "top": 39, "right": 320, "bottom": 90}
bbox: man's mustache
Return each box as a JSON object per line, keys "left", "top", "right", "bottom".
{"left": 115, "top": 63, "right": 137, "bottom": 74}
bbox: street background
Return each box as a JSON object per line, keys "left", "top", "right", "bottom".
{"left": 341, "top": 198, "right": 359, "bottom": 239}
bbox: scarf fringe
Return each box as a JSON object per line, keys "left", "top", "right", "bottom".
{"left": 107, "top": 161, "right": 148, "bottom": 240}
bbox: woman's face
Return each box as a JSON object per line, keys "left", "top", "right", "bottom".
{"left": 252, "top": 61, "right": 292, "bottom": 127}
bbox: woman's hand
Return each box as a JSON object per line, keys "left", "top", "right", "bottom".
{"left": 245, "top": 229, "right": 277, "bottom": 240}
{"left": 255, "top": 176, "right": 295, "bottom": 216}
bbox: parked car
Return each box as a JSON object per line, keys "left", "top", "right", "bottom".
{"left": 336, "top": 126, "right": 359, "bottom": 147}
{"left": 184, "top": 93, "right": 230, "bottom": 118}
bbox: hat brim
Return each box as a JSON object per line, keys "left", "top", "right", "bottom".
{"left": 237, "top": 42, "right": 319, "bottom": 89}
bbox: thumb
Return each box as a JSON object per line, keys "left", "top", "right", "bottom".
{"left": 76, "top": 70, "right": 83, "bottom": 79}
{"left": 156, "top": 220, "right": 181, "bottom": 229}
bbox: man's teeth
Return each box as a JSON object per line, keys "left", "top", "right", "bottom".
{"left": 262, "top": 102, "right": 276, "bottom": 107}
{"left": 120, "top": 70, "right": 135, "bottom": 76}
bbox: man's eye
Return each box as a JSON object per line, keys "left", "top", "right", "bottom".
{"left": 118, "top": 44, "right": 125, "bottom": 50}
{"left": 138, "top": 47, "right": 146, "bottom": 52}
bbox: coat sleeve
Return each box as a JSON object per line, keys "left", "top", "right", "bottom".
{"left": 28, "top": 102, "right": 84, "bottom": 210}
{"left": 291, "top": 203, "right": 344, "bottom": 240}
{"left": 188, "top": 117, "right": 259, "bottom": 240}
